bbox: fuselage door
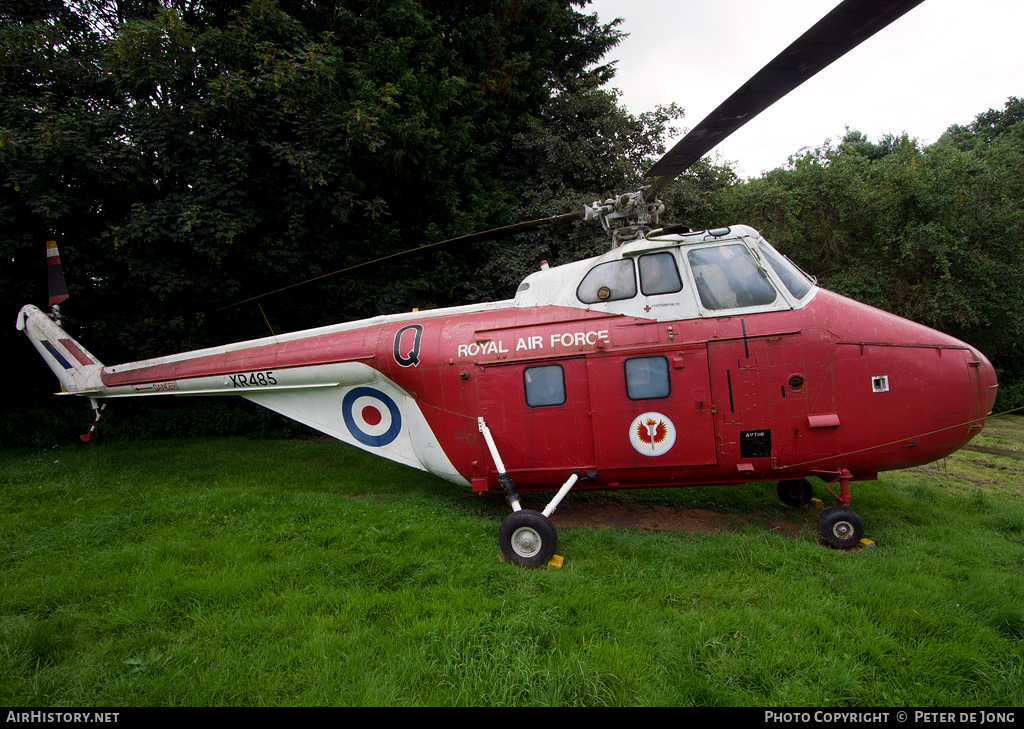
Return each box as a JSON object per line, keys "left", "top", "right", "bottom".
{"left": 586, "top": 345, "right": 717, "bottom": 480}
{"left": 476, "top": 357, "right": 596, "bottom": 489}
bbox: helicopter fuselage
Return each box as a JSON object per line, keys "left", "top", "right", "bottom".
{"left": 21, "top": 225, "right": 997, "bottom": 496}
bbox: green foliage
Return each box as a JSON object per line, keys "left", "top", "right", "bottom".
{"left": 469, "top": 87, "right": 692, "bottom": 299}
{"left": 1, "top": 0, "right": 626, "bottom": 335}
{"left": 944, "top": 96, "right": 1024, "bottom": 151}
{"left": 81, "top": 0, "right": 402, "bottom": 357}
{"left": 470, "top": 81, "right": 736, "bottom": 300}
{"left": 0, "top": 396, "right": 318, "bottom": 449}
{"left": 2, "top": 0, "right": 637, "bottom": 424}
{"left": 993, "top": 379, "right": 1024, "bottom": 415}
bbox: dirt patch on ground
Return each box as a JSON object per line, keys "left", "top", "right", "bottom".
{"left": 549, "top": 502, "right": 734, "bottom": 533}
{"left": 467, "top": 493, "right": 812, "bottom": 539}
{"left": 551, "top": 501, "right": 811, "bottom": 538}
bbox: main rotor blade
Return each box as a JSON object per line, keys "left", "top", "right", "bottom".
{"left": 216, "top": 211, "right": 581, "bottom": 311}
{"left": 643, "top": 0, "right": 927, "bottom": 184}
{"left": 431, "top": 211, "right": 582, "bottom": 247}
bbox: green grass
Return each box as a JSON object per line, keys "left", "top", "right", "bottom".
{"left": 1, "top": 418, "right": 1022, "bottom": 706}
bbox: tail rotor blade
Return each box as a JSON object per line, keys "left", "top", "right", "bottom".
{"left": 46, "top": 240, "right": 69, "bottom": 306}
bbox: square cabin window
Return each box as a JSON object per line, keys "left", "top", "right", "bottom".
{"left": 524, "top": 365, "right": 566, "bottom": 407}
{"left": 625, "top": 356, "right": 670, "bottom": 400}
{"left": 639, "top": 252, "right": 683, "bottom": 296}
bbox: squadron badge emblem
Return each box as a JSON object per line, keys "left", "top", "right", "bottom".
{"left": 628, "top": 412, "right": 677, "bottom": 456}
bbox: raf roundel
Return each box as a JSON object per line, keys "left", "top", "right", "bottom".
{"left": 628, "top": 412, "right": 677, "bottom": 457}
{"left": 342, "top": 387, "right": 402, "bottom": 447}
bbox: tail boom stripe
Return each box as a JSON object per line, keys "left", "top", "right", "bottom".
{"left": 40, "top": 340, "right": 73, "bottom": 370}
{"left": 59, "top": 338, "right": 96, "bottom": 366}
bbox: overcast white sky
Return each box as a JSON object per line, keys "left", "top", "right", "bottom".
{"left": 585, "top": 0, "right": 1024, "bottom": 178}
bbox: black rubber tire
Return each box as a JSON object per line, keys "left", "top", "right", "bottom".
{"left": 777, "top": 478, "right": 814, "bottom": 508}
{"left": 498, "top": 510, "right": 557, "bottom": 568}
{"left": 817, "top": 507, "right": 865, "bottom": 549}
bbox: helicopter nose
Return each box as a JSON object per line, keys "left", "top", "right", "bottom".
{"left": 972, "top": 348, "right": 999, "bottom": 418}
{"left": 822, "top": 290, "right": 1000, "bottom": 462}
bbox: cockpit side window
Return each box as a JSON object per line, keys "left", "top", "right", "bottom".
{"left": 687, "top": 244, "right": 777, "bottom": 311}
{"left": 577, "top": 259, "right": 637, "bottom": 304}
{"left": 638, "top": 252, "right": 683, "bottom": 296}
{"left": 757, "top": 241, "right": 813, "bottom": 300}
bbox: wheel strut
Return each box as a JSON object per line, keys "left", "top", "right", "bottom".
{"left": 813, "top": 467, "right": 854, "bottom": 507}
{"left": 80, "top": 398, "right": 109, "bottom": 442}
{"left": 479, "top": 417, "right": 595, "bottom": 566}
{"left": 478, "top": 417, "right": 521, "bottom": 511}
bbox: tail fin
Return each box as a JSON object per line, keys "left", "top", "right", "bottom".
{"left": 16, "top": 305, "right": 105, "bottom": 394}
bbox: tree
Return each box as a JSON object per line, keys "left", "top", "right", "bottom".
{"left": 1, "top": 0, "right": 141, "bottom": 441}
{"left": 2, "top": 0, "right": 654, "bottom": 444}
{"left": 943, "top": 96, "right": 1024, "bottom": 151}
{"left": 306, "top": 0, "right": 628, "bottom": 319}
{"left": 4, "top": 0, "right": 627, "bottom": 354}
{"left": 467, "top": 85, "right": 686, "bottom": 299}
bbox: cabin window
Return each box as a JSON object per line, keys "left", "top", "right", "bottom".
{"left": 688, "top": 244, "right": 777, "bottom": 311}
{"left": 577, "top": 260, "right": 637, "bottom": 304}
{"left": 625, "top": 356, "right": 670, "bottom": 400}
{"left": 757, "top": 241, "right": 813, "bottom": 300}
{"left": 639, "top": 252, "right": 683, "bottom": 296}
{"left": 523, "top": 365, "right": 566, "bottom": 407}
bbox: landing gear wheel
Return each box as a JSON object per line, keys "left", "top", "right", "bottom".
{"left": 499, "top": 510, "right": 557, "bottom": 568}
{"left": 777, "top": 478, "right": 814, "bottom": 508}
{"left": 817, "top": 507, "right": 864, "bottom": 549}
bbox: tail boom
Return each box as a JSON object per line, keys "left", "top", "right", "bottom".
{"left": 17, "top": 305, "right": 104, "bottom": 394}
{"left": 17, "top": 304, "right": 467, "bottom": 485}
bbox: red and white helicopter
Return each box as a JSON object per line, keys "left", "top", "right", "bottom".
{"left": 18, "top": 0, "right": 998, "bottom": 566}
